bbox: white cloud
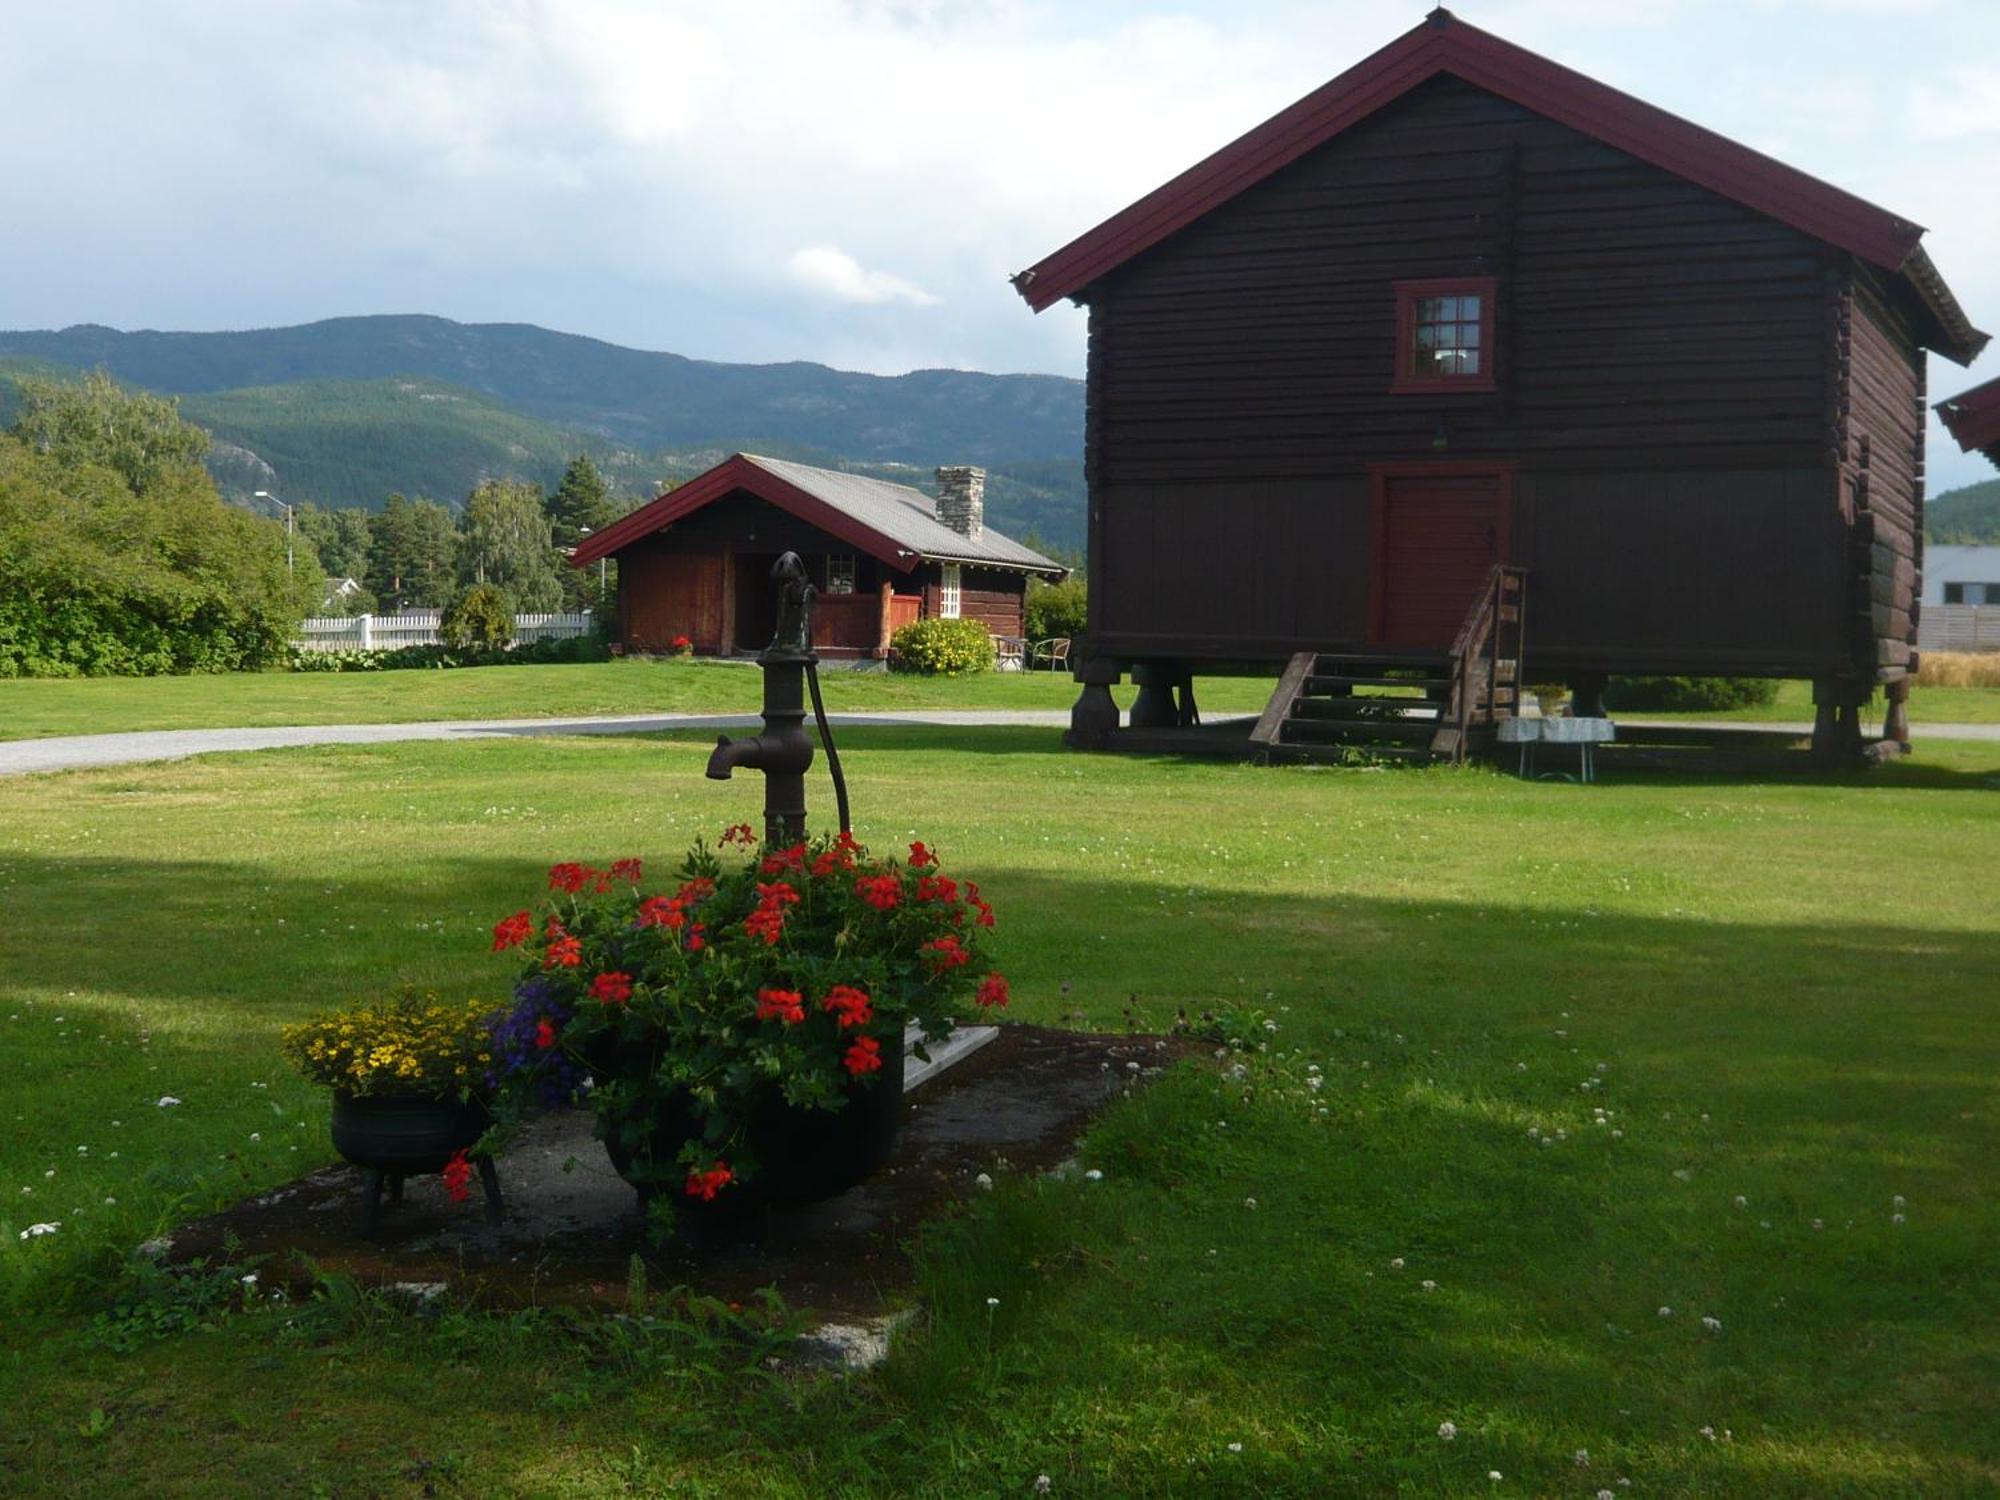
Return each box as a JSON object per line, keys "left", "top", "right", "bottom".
{"left": 786, "top": 246, "right": 940, "bottom": 307}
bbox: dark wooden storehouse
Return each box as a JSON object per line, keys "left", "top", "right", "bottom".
{"left": 1012, "top": 8, "right": 1986, "bottom": 760}
{"left": 569, "top": 454, "right": 1065, "bottom": 658}
{"left": 1939, "top": 377, "right": 2000, "bottom": 472}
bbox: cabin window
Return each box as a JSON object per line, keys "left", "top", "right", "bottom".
{"left": 1391, "top": 277, "right": 1497, "bottom": 393}
{"left": 825, "top": 553, "right": 856, "bottom": 594}
{"left": 939, "top": 564, "right": 962, "bottom": 619}
{"left": 1944, "top": 583, "right": 1966, "bottom": 604}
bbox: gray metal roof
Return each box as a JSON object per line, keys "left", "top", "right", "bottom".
{"left": 742, "top": 455, "right": 1066, "bottom": 575}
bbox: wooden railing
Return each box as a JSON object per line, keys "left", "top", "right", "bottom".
{"left": 1431, "top": 565, "right": 1528, "bottom": 764}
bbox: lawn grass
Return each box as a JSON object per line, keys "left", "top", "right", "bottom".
{"left": 0, "top": 661, "right": 1277, "bottom": 741}
{"left": 2, "top": 660, "right": 1996, "bottom": 746}
{"left": 2, "top": 730, "right": 1997, "bottom": 1495}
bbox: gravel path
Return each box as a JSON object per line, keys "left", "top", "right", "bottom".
{"left": 0, "top": 710, "right": 1074, "bottom": 777}
{"left": 2, "top": 710, "right": 1993, "bottom": 777}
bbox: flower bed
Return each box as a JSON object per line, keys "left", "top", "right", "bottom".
{"left": 486, "top": 830, "right": 1008, "bottom": 1234}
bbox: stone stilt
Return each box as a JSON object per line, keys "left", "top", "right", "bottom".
{"left": 1568, "top": 671, "right": 1608, "bottom": 720}
{"left": 1066, "top": 658, "right": 1123, "bottom": 749}
{"left": 1129, "top": 661, "right": 1184, "bottom": 730}
{"left": 1811, "top": 678, "right": 1866, "bottom": 768}
{"left": 1882, "top": 676, "right": 1911, "bottom": 748}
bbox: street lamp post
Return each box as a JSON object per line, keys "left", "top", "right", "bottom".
{"left": 252, "top": 489, "right": 294, "bottom": 576}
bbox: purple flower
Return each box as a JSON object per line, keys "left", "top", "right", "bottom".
{"left": 488, "top": 977, "right": 586, "bottom": 1108}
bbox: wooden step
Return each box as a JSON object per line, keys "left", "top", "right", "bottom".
{"left": 1290, "top": 698, "right": 1441, "bottom": 723}
{"left": 1312, "top": 652, "right": 1450, "bottom": 675}
{"left": 1302, "top": 674, "right": 1450, "bottom": 693}
{"left": 1280, "top": 717, "right": 1438, "bottom": 746}
{"left": 1263, "top": 741, "right": 1439, "bottom": 767}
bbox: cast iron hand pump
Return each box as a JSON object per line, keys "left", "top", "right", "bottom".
{"left": 705, "top": 551, "right": 851, "bottom": 845}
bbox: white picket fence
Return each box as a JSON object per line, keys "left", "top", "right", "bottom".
{"left": 295, "top": 610, "right": 594, "bottom": 652}
{"left": 1917, "top": 604, "right": 2000, "bottom": 653}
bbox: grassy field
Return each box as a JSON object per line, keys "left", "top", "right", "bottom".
{"left": 2, "top": 729, "right": 1997, "bottom": 1495}
{"left": 0, "top": 661, "right": 1273, "bottom": 741}
{"left": 1, "top": 661, "right": 1997, "bottom": 745}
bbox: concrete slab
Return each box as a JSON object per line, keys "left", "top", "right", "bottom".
{"left": 155, "top": 1026, "right": 1183, "bottom": 1326}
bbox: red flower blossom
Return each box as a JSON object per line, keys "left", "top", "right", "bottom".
{"left": 854, "top": 874, "right": 901, "bottom": 911}
{"left": 923, "top": 934, "right": 970, "bottom": 971}
{"left": 608, "top": 857, "right": 644, "bottom": 884}
{"left": 812, "top": 843, "right": 858, "bottom": 878}
{"left": 442, "top": 1150, "right": 473, "bottom": 1204}
{"left": 542, "top": 920, "right": 584, "bottom": 969}
{"left": 756, "top": 987, "right": 806, "bottom": 1024}
{"left": 975, "top": 972, "right": 1011, "bottom": 1009}
{"left": 916, "top": 873, "right": 960, "bottom": 905}
{"left": 759, "top": 843, "right": 807, "bottom": 875}
{"left": 534, "top": 1018, "right": 559, "bottom": 1050}
{"left": 637, "top": 895, "right": 686, "bottom": 930}
{"left": 965, "top": 881, "right": 996, "bottom": 929}
{"left": 676, "top": 877, "right": 716, "bottom": 906}
{"left": 719, "top": 823, "right": 756, "bottom": 846}
{"left": 590, "top": 971, "right": 634, "bottom": 1005}
{"left": 908, "top": 840, "right": 937, "bottom": 868}
{"left": 685, "top": 1160, "right": 733, "bottom": 1200}
{"left": 547, "top": 862, "right": 594, "bottom": 894}
{"left": 671, "top": 634, "right": 692, "bottom": 649}
{"left": 491, "top": 910, "right": 533, "bottom": 951}
{"left": 822, "top": 984, "right": 873, "bottom": 1029}
{"left": 756, "top": 881, "right": 801, "bottom": 908}
{"left": 686, "top": 923, "right": 707, "bottom": 952}
{"left": 844, "top": 1035, "right": 884, "bottom": 1076}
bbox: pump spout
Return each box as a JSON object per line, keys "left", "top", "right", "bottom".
{"left": 705, "top": 732, "right": 793, "bottom": 781}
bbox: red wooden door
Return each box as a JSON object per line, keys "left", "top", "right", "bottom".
{"left": 1371, "top": 467, "right": 1508, "bottom": 648}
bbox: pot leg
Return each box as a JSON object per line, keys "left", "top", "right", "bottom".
{"left": 477, "top": 1157, "right": 505, "bottom": 1226}
{"left": 360, "top": 1167, "right": 385, "bottom": 1238}
{"left": 387, "top": 1173, "right": 405, "bottom": 1206}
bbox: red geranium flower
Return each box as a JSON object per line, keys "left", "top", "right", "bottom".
{"left": 590, "top": 971, "right": 634, "bottom": 1005}
{"left": 671, "top": 634, "right": 692, "bottom": 649}
{"left": 491, "top": 910, "right": 533, "bottom": 951}
{"left": 685, "top": 1160, "right": 733, "bottom": 1200}
{"left": 534, "top": 1018, "right": 558, "bottom": 1050}
{"left": 975, "top": 972, "right": 1011, "bottom": 1009}
{"left": 923, "top": 934, "right": 970, "bottom": 971}
{"left": 822, "top": 984, "right": 873, "bottom": 1029}
{"left": 720, "top": 823, "right": 756, "bottom": 846}
{"left": 760, "top": 843, "right": 807, "bottom": 875}
{"left": 542, "top": 922, "right": 583, "bottom": 969}
{"left": 441, "top": 1150, "right": 473, "bottom": 1204}
{"left": 756, "top": 987, "right": 806, "bottom": 1024}
{"left": 686, "top": 923, "right": 707, "bottom": 952}
{"left": 965, "top": 880, "right": 996, "bottom": 929}
{"left": 854, "top": 874, "right": 901, "bottom": 911}
{"left": 637, "top": 895, "right": 686, "bottom": 930}
{"left": 908, "top": 841, "right": 937, "bottom": 868}
{"left": 608, "top": 857, "right": 644, "bottom": 884}
{"left": 547, "top": 862, "right": 594, "bottom": 894}
{"left": 843, "top": 1035, "right": 883, "bottom": 1076}
{"left": 916, "top": 873, "right": 959, "bottom": 905}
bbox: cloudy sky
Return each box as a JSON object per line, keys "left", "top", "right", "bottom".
{"left": 3, "top": 0, "right": 1997, "bottom": 486}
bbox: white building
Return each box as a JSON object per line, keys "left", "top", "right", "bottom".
{"left": 1923, "top": 546, "right": 2000, "bottom": 606}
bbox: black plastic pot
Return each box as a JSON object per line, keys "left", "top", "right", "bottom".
{"left": 600, "top": 1042, "right": 906, "bottom": 1213}
{"left": 330, "top": 1093, "right": 501, "bottom": 1234}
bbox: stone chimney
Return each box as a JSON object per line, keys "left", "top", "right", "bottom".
{"left": 934, "top": 465, "right": 985, "bottom": 541}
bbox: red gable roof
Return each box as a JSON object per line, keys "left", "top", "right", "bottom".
{"left": 1938, "top": 377, "right": 2000, "bottom": 470}
{"left": 1013, "top": 8, "right": 1985, "bottom": 363}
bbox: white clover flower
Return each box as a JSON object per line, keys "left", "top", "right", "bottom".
{"left": 1437, "top": 1421, "right": 1457, "bottom": 1441}
{"left": 157, "top": 1096, "right": 182, "bottom": 1108}
{"left": 1421, "top": 1279, "right": 1437, "bottom": 1292}
{"left": 1598, "top": 1491, "right": 1616, "bottom": 1500}
{"left": 1699, "top": 1425, "right": 1716, "bottom": 1441}
{"left": 249, "top": 1132, "right": 261, "bottom": 1142}
{"left": 1701, "top": 1316, "right": 1722, "bottom": 1333}
{"left": 1733, "top": 1195, "right": 1748, "bottom": 1208}
{"left": 1389, "top": 1257, "right": 1405, "bottom": 1270}
{"left": 1084, "top": 1169, "right": 1103, "bottom": 1182}
{"left": 1893, "top": 1194, "right": 1906, "bottom": 1208}
{"left": 1244, "top": 1197, "right": 1257, "bottom": 1210}
{"left": 1226, "top": 1442, "right": 1243, "bottom": 1453}
{"left": 1891, "top": 1213, "right": 1905, "bottom": 1225}
{"left": 986, "top": 1297, "right": 1000, "bottom": 1308}
{"left": 103, "top": 1197, "right": 116, "bottom": 1206}
{"left": 18, "top": 1222, "right": 59, "bottom": 1239}
{"left": 1033, "top": 1477, "right": 1052, "bottom": 1495}
{"left": 1488, "top": 1472, "right": 1502, "bottom": 1482}
{"left": 1575, "top": 1449, "right": 1589, "bottom": 1466}
{"left": 241, "top": 1273, "right": 259, "bottom": 1286}
{"left": 1658, "top": 1306, "right": 1673, "bottom": 1317}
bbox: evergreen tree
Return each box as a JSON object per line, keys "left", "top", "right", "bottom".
{"left": 367, "top": 493, "right": 459, "bottom": 609}
{"left": 297, "top": 504, "right": 374, "bottom": 583}
{"left": 546, "top": 454, "right": 617, "bottom": 548}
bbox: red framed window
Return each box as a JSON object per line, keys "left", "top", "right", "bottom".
{"left": 1392, "top": 277, "right": 1496, "bottom": 393}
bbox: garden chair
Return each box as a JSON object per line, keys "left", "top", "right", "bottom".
{"left": 1031, "top": 637, "right": 1071, "bottom": 671}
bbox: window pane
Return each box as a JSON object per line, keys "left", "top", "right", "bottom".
{"left": 1459, "top": 348, "right": 1481, "bottom": 375}
{"left": 1460, "top": 321, "right": 1481, "bottom": 349}
{"left": 1417, "top": 298, "right": 1443, "bottom": 323}
{"left": 1944, "top": 583, "right": 1965, "bottom": 603}
{"left": 1414, "top": 323, "right": 1438, "bottom": 351}
{"left": 1458, "top": 295, "right": 1482, "bottom": 321}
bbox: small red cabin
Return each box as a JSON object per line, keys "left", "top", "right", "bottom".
{"left": 569, "top": 454, "right": 1066, "bottom": 658}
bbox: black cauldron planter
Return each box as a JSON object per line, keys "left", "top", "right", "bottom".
{"left": 330, "top": 1094, "right": 503, "bottom": 1235}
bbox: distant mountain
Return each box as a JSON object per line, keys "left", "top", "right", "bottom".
{"left": 1927, "top": 477, "right": 2000, "bottom": 544}
{"left": 0, "top": 314, "right": 1081, "bottom": 465}
{"left": 0, "top": 315, "right": 1086, "bottom": 546}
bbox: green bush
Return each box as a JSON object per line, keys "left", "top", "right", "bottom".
{"left": 1602, "top": 676, "right": 1780, "bottom": 712}
{"left": 439, "top": 584, "right": 514, "bottom": 649}
{"left": 890, "top": 617, "right": 997, "bottom": 676}
{"left": 1024, "top": 575, "right": 1086, "bottom": 642}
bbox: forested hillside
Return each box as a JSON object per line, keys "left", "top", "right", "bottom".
{"left": 1928, "top": 477, "right": 2000, "bottom": 543}
{"left": 0, "top": 318, "right": 1087, "bottom": 545}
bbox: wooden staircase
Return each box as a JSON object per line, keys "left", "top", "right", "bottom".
{"left": 1250, "top": 566, "right": 1528, "bottom": 766}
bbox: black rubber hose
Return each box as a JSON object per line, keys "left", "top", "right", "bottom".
{"left": 804, "top": 659, "right": 851, "bottom": 835}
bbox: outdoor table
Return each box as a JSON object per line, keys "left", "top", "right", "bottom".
{"left": 1496, "top": 717, "right": 1616, "bottom": 782}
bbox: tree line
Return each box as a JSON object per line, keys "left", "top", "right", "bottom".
{"left": 299, "top": 455, "right": 629, "bottom": 617}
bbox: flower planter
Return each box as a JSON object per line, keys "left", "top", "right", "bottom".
{"left": 600, "top": 1042, "right": 907, "bottom": 1215}
{"left": 330, "top": 1094, "right": 502, "bottom": 1235}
